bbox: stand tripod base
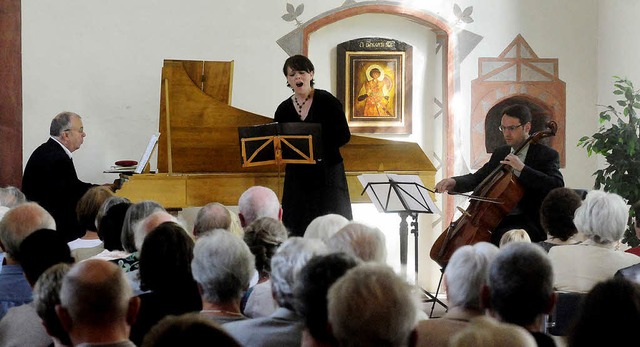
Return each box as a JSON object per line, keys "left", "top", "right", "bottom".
{"left": 419, "top": 268, "right": 448, "bottom": 318}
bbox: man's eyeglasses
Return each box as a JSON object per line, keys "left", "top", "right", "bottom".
{"left": 498, "top": 124, "right": 523, "bottom": 132}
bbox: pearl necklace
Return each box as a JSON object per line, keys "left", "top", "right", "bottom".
{"left": 293, "top": 93, "right": 311, "bottom": 118}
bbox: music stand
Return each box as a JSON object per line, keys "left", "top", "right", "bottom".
{"left": 358, "top": 173, "right": 448, "bottom": 315}
{"left": 238, "top": 122, "right": 322, "bottom": 168}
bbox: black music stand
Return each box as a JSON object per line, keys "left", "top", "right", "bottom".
{"left": 238, "top": 122, "right": 322, "bottom": 168}
{"left": 358, "top": 174, "right": 447, "bottom": 316}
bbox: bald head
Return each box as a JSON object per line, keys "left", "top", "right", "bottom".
{"left": 134, "top": 211, "right": 177, "bottom": 251}
{"left": 0, "top": 202, "right": 56, "bottom": 261}
{"left": 193, "top": 202, "right": 232, "bottom": 238}
{"left": 237, "top": 186, "right": 281, "bottom": 227}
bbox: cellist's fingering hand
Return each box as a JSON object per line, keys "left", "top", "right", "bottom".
{"left": 500, "top": 153, "right": 525, "bottom": 172}
{"left": 435, "top": 178, "right": 456, "bottom": 193}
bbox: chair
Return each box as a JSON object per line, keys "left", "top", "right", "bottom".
{"left": 546, "top": 291, "right": 585, "bottom": 336}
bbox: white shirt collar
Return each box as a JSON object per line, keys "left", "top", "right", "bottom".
{"left": 50, "top": 136, "right": 73, "bottom": 159}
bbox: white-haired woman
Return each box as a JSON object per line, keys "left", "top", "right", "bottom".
{"left": 549, "top": 190, "right": 640, "bottom": 293}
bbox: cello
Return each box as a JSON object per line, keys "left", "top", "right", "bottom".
{"left": 429, "top": 121, "right": 558, "bottom": 268}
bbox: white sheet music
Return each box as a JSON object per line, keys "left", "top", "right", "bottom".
{"left": 135, "top": 133, "right": 160, "bottom": 174}
{"left": 358, "top": 173, "right": 440, "bottom": 214}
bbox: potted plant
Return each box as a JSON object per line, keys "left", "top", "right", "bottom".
{"left": 578, "top": 77, "right": 640, "bottom": 246}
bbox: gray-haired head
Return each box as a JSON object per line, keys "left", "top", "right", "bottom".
{"left": 0, "top": 202, "right": 56, "bottom": 261}
{"left": 445, "top": 242, "right": 499, "bottom": 310}
{"left": 304, "top": 213, "right": 350, "bottom": 243}
{"left": 58, "top": 259, "right": 134, "bottom": 327}
{"left": 191, "top": 231, "right": 255, "bottom": 304}
{"left": 49, "top": 112, "right": 80, "bottom": 137}
{"left": 326, "top": 222, "right": 387, "bottom": 263}
{"left": 328, "top": 263, "right": 419, "bottom": 347}
{"left": 0, "top": 186, "right": 27, "bottom": 208}
{"left": 193, "top": 202, "right": 232, "bottom": 238}
{"left": 573, "top": 190, "right": 629, "bottom": 244}
{"left": 271, "top": 237, "right": 327, "bottom": 309}
{"left": 34, "top": 263, "right": 72, "bottom": 346}
{"left": 237, "top": 186, "right": 281, "bottom": 228}
{"left": 121, "top": 200, "right": 164, "bottom": 253}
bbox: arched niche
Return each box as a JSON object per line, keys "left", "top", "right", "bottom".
{"left": 276, "top": 2, "right": 483, "bottom": 287}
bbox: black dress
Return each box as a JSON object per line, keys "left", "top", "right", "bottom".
{"left": 274, "top": 89, "right": 353, "bottom": 236}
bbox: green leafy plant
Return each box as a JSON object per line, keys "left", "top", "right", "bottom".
{"left": 578, "top": 77, "right": 640, "bottom": 246}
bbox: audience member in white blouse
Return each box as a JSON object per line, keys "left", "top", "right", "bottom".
{"left": 549, "top": 190, "right": 640, "bottom": 293}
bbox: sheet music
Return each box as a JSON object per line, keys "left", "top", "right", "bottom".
{"left": 135, "top": 133, "right": 160, "bottom": 174}
{"left": 358, "top": 173, "right": 440, "bottom": 214}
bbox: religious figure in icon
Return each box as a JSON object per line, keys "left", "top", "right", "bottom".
{"left": 356, "top": 64, "right": 394, "bottom": 117}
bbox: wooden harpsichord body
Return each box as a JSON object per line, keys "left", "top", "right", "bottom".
{"left": 117, "top": 60, "right": 435, "bottom": 208}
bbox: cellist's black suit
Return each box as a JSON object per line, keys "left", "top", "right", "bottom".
{"left": 450, "top": 143, "right": 564, "bottom": 244}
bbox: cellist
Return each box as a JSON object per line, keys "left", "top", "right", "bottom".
{"left": 435, "top": 104, "right": 564, "bottom": 244}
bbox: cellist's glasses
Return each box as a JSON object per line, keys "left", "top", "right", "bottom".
{"left": 498, "top": 124, "right": 523, "bottom": 132}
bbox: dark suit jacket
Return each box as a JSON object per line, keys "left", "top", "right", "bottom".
{"left": 22, "top": 138, "right": 95, "bottom": 241}
{"left": 452, "top": 143, "right": 564, "bottom": 241}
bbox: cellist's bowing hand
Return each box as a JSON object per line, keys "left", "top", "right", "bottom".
{"left": 500, "top": 153, "right": 525, "bottom": 172}
{"left": 435, "top": 178, "right": 456, "bottom": 193}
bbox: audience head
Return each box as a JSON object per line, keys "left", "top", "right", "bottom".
{"left": 76, "top": 186, "right": 114, "bottom": 232}
{"left": 191, "top": 231, "right": 255, "bottom": 304}
{"left": 540, "top": 187, "right": 582, "bottom": 241}
{"left": 95, "top": 196, "right": 130, "bottom": 232}
{"left": 121, "top": 200, "right": 164, "bottom": 253}
{"left": 139, "top": 221, "right": 195, "bottom": 293}
{"left": 33, "top": 263, "right": 72, "bottom": 346}
{"left": 237, "top": 186, "right": 281, "bottom": 227}
{"left": 450, "top": 316, "right": 537, "bottom": 347}
{"left": 243, "top": 217, "right": 288, "bottom": 280}
{"left": 567, "top": 277, "right": 640, "bottom": 347}
{"left": 271, "top": 237, "right": 327, "bottom": 310}
{"left": 326, "top": 222, "right": 387, "bottom": 263}
{"left": 445, "top": 242, "right": 499, "bottom": 310}
{"left": 56, "top": 259, "right": 139, "bottom": 343}
{"left": 304, "top": 213, "right": 350, "bottom": 242}
{"left": 50, "top": 111, "right": 85, "bottom": 152}
{"left": 134, "top": 210, "right": 178, "bottom": 252}
{"left": 141, "top": 313, "right": 241, "bottom": 347}
{"left": 499, "top": 229, "right": 531, "bottom": 247}
{"left": 573, "top": 190, "right": 628, "bottom": 245}
{"left": 98, "top": 201, "right": 131, "bottom": 251}
{"left": 193, "top": 202, "right": 232, "bottom": 238}
{"left": 0, "top": 202, "right": 56, "bottom": 262}
{"left": 19, "top": 228, "right": 74, "bottom": 286}
{"left": 294, "top": 252, "right": 359, "bottom": 344}
{"left": 484, "top": 242, "right": 555, "bottom": 328}
{"left": 0, "top": 186, "right": 27, "bottom": 208}
{"left": 328, "top": 263, "right": 419, "bottom": 347}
